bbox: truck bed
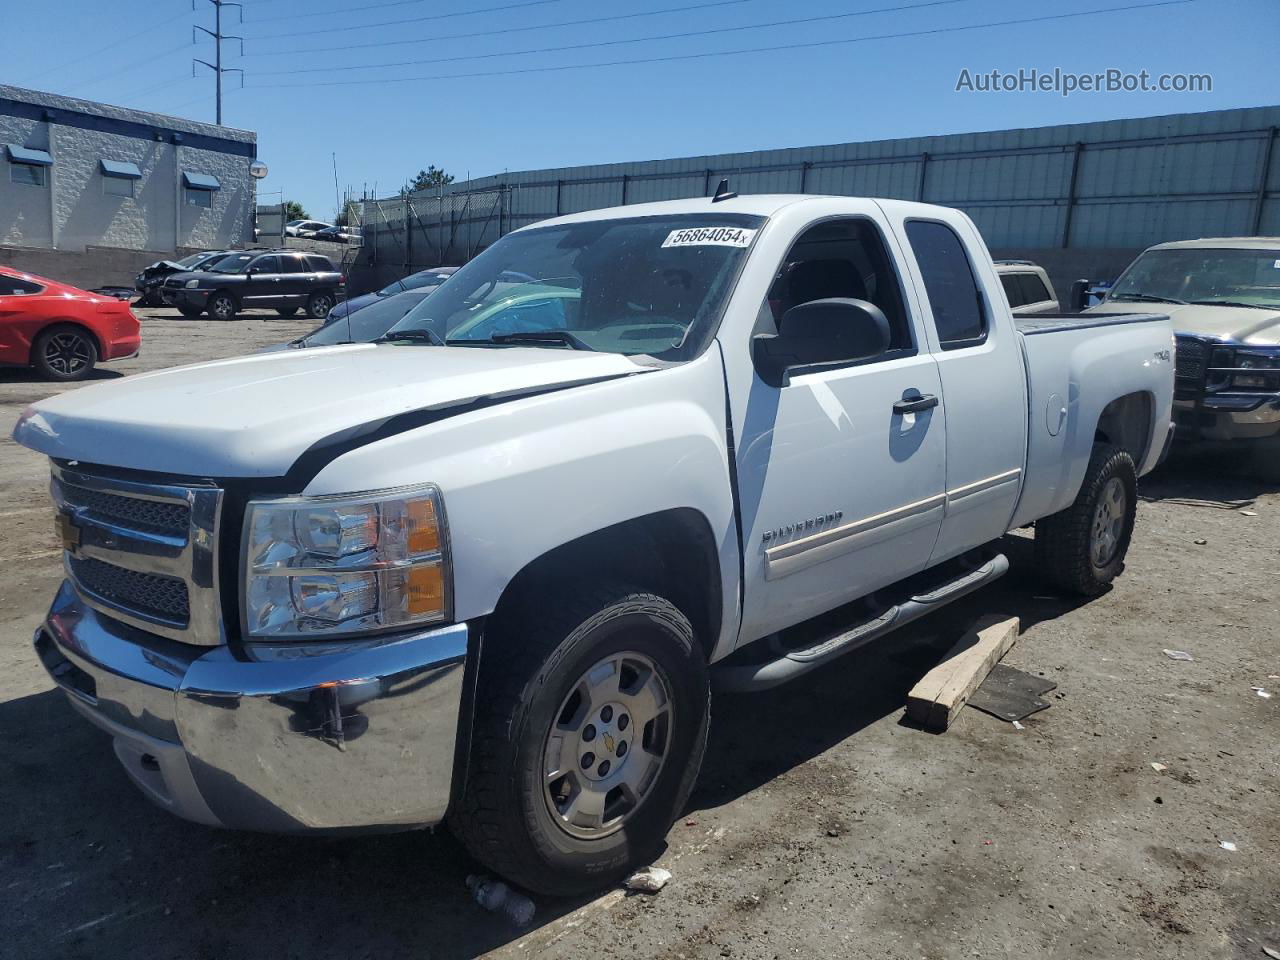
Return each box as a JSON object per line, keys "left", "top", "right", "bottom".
{"left": 1014, "top": 312, "right": 1168, "bottom": 335}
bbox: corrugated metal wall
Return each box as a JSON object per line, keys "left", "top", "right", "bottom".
{"left": 357, "top": 106, "right": 1280, "bottom": 283}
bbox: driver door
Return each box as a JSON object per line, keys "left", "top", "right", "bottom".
{"left": 736, "top": 214, "right": 947, "bottom": 642}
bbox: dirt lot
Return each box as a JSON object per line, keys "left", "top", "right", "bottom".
{"left": 1, "top": 310, "right": 1277, "bottom": 960}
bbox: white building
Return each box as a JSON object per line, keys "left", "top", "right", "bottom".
{"left": 0, "top": 85, "right": 256, "bottom": 264}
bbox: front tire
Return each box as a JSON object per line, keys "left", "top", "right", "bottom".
{"left": 32, "top": 324, "right": 98, "bottom": 381}
{"left": 1035, "top": 443, "right": 1137, "bottom": 595}
{"left": 306, "top": 291, "right": 334, "bottom": 320}
{"left": 450, "top": 585, "right": 709, "bottom": 896}
{"left": 208, "top": 292, "right": 237, "bottom": 321}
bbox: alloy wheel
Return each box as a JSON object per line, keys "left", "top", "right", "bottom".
{"left": 543, "top": 652, "right": 674, "bottom": 840}
{"left": 44, "top": 332, "right": 92, "bottom": 376}
{"left": 1090, "top": 476, "right": 1126, "bottom": 567}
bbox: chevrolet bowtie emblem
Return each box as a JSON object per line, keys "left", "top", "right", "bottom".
{"left": 55, "top": 512, "right": 81, "bottom": 553}
{"left": 603, "top": 733, "right": 615, "bottom": 754}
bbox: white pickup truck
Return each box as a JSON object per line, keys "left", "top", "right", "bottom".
{"left": 15, "top": 194, "right": 1174, "bottom": 895}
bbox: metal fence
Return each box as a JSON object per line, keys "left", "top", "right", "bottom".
{"left": 355, "top": 106, "right": 1280, "bottom": 288}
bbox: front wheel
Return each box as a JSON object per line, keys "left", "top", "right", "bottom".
{"left": 207, "top": 292, "right": 237, "bottom": 321}
{"left": 1035, "top": 443, "right": 1137, "bottom": 595}
{"left": 306, "top": 292, "right": 334, "bottom": 320}
{"left": 450, "top": 585, "right": 709, "bottom": 896}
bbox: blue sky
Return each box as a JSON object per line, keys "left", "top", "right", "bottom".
{"left": 4, "top": 0, "right": 1278, "bottom": 220}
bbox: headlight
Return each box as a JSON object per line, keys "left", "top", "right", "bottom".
{"left": 1229, "top": 347, "right": 1280, "bottom": 391}
{"left": 242, "top": 484, "right": 449, "bottom": 639}
{"left": 185, "top": 279, "right": 201, "bottom": 288}
{"left": 1234, "top": 349, "right": 1280, "bottom": 370}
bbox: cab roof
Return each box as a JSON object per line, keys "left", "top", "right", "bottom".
{"left": 527, "top": 194, "right": 957, "bottom": 229}
{"left": 1148, "top": 236, "right": 1280, "bottom": 251}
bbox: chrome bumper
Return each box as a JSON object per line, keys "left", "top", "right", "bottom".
{"left": 35, "top": 580, "right": 468, "bottom": 833}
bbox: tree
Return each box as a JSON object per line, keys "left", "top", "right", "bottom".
{"left": 334, "top": 199, "right": 362, "bottom": 227}
{"left": 282, "top": 200, "right": 309, "bottom": 220}
{"left": 400, "top": 165, "right": 455, "bottom": 196}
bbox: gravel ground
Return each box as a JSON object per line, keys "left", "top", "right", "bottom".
{"left": 0, "top": 310, "right": 1276, "bottom": 960}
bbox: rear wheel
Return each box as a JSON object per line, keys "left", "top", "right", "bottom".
{"left": 208, "top": 292, "right": 237, "bottom": 321}
{"left": 306, "top": 292, "right": 335, "bottom": 320}
{"left": 276, "top": 306, "right": 299, "bottom": 318}
{"left": 32, "top": 325, "right": 98, "bottom": 381}
{"left": 1035, "top": 443, "right": 1137, "bottom": 595}
{"left": 450, "top": 584, "right": 709, "bottom": 896}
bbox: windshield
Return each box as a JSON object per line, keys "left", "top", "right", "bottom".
{"left": 176, "top": 253, "right": 207, "bottom": 268}
{"left": 304, "top": 291, "right": 431, "bottom": 346}
{"left": 386, "top": 214, "right": 762, "bottom": 358}
{"left": 1109, "top": 248, "right": 1280, "bottom": 308}
{"left": 210, "top": 253, "right": 254, "bottom": 274}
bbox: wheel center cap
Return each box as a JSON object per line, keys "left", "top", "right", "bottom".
{"left": 578, "top": 700, "right": 630, "bottom": 782}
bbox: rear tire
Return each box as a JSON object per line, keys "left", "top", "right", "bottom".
{"left": 306, "top": 292, "right": 335, "bottom": 320}
{"left": 1035, "top": 443, "right": 1137, "bottom": 596}
{"left": 32, "top": 324, "right": 98, "bottom": 381}
{"left": 450, "top": 584, "right": 709, "bottom": 896}
{"left": 208, "top": 292, "right": 237, "bottom": 321}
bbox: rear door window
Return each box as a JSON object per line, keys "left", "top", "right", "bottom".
{"left": 279, "top": 255, "right": 307, "bottom": 273}
{"left": 0, "top": 276, "right": 43, "bottom": 295}
{"left": 1017, "top": 273, "right": 1052, "bottom": 306}
{"left": 905, "top": 220, "right": 987, "bottom": 349}
{"left": 1000, "top": 274, "right": 1025, "bottom": 308}
{"left": 305, "top": 255, "right": 334, "bottom": 272}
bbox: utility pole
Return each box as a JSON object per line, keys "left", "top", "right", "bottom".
{"left": 193, "top": 0, "right": 243, "bottom": 126}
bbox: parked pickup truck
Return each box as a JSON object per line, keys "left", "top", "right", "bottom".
{"left": 1084, "top": 236, "right": 1280, "bottom": 477}
{"left": 15, "top": 195, "right": 1174, "bottom": 895}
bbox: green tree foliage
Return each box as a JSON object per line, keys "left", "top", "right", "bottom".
{"left": 283, "top": 200, "right": 309, "bottom": 220}
{"left": 400, "top": 165, "right": 455, "bottom": 196}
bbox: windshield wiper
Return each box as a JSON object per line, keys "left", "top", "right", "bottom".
{"left": 449, "top": 331, "right": 592, "bottom": 351}
{"left": 1110, "top": 293, "right": 1187, "bottom": 304}
{"left": 372, "top": 328, "right": 445, "bottom": 345}
{"left": 1188, "top": 299, "right": 1272, "bottom": 310}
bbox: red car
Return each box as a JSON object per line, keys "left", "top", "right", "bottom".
{"left": 0, "top": 268, "right": 141, "bottom": 381}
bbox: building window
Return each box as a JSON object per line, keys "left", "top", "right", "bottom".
{"left": 186, "top": 188, "right": 212, "bottom": 209}
{"left": 10, "top": 163, "right": 46, "bottom": 187}
{"left": 104, "top": 175, "right": 134, "bottom": 198}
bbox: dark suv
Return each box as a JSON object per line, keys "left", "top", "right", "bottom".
{"left": 162, "top": 250, "right": 345, "bottom": 320}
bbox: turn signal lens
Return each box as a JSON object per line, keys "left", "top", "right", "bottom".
{"left": 406, "top": 498, "right": 440, "bottom": 554}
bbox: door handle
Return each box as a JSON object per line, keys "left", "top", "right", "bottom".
{"left": 893, "top": 394, "right": 939, "bottom": 415}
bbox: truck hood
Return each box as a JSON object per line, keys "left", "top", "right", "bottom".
{"left": 1086, "top": 301, "right": 1280, "bottom": 345}
{"left": 13, "top": 344, "right": 647, "bottom": 477}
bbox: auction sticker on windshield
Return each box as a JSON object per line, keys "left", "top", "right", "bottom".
{"left": 662, "top": 226, "right": 757, "bottom": 248}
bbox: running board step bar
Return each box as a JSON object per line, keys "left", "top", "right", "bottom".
{"left": 714, "top": 553, "right": 1010, "bottom": 693}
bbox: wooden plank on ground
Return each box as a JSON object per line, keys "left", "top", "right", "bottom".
{"left": 906, "top": 615, "right": 1020, "bottom": 732}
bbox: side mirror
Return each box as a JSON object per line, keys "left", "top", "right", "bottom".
{"left": 752, "top": 298, "right": 890, "bottom": 388}
{"left": 1069, "top": 279, "right": 1090, "bottom": 312}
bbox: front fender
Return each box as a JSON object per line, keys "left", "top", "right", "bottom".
{"left": 303, "top": 350, "right": 741, "bottom": 660}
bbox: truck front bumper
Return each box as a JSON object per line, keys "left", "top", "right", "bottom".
{"left": 35, "top": 580, "right": 467, "bottom": 833}
{"left": 1173, "top": 395, "right": 1280, "bottom": 442}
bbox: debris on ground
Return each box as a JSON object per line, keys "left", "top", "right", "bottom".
{"left": 1261, "top": 945, "right": 1280, "bottom": 959}
{"left": 1240, "top": 510, "right": 1258, "bottom": 517}
{"left": 968, "top": 662, "right": 1056, "bottom": 722}
{"left": 1163, "top": 649, "right": 1195, "bottom": 661}
{"left": 1193, "top": 538, "right": 1208, "bottom": 545}
{"left": 465, "top": 874, "right": 535, "bottom": 927}
{"left": 1012, "top": 720, "right": 1025, "bottom": 730}
{"left": 1151, "top": 762, "right": 1168, "bottom": 773}
{"left": 1219, "top": 841, "right": 1238, "bottom": 852}
{"left": 1252, "top": 687, "right": 1272, "bottom": 699}
{"left": 624, "top": 866, "right": 673, "bottom": 893}
{"left": 906, "top": 616, "right": 1020, "bottom": 731}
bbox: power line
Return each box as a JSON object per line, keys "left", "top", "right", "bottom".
{"left": 249, "top": 0, "right": 1196, "bottom": 90}
{"left": 240, "top": 0, "right": 756, "bottom": 58}
{"left": 249, "top": 0, "right": 566, "bottom": 40}
{"left": 248, "top": 0, "right": 467, "bottom": 24}
{"left": 256, "top": 0, "right": 981, "bottom": 77}
{"left": 17, "top": 7, "right": 192, "bottom": 88}
{"left": 61, "top": 41, "right": 195, "bottom": 99}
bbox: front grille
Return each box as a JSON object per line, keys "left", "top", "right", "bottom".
{"left": 59, "top": 485, "right": 189, "bottom": 536}
{"left": 53, "top": 463, "right": 224, "bottom": 646}
{"left": 1174, "top": 336, "right": 1208, "bottom": 400}
{"left": 69, "top": 555, "right": 190, "bottom": 626}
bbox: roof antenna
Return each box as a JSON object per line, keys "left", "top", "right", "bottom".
{"left": 711, "top": 178, "right": 737, "bottom": 203}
